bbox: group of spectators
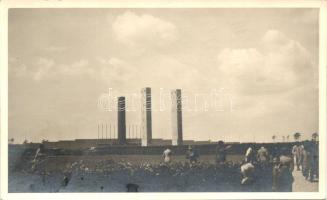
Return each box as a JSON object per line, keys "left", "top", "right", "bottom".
{"left": 161, "top": 140, "right": 319, "bottom": 192}
{"left": 292, "top": 141, "right": 319, "bottom": 182}
{"left": 29, "top": 140, "right": 318, "bottom": 192}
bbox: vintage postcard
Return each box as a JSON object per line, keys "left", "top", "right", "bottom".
{"left": 0, "top": 0, "right": 326, "bottom": 199}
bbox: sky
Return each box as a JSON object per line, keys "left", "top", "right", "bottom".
{"left": 8, "top": 8, "right": 319, "bottom": 143}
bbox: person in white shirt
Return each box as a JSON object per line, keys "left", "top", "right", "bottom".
{"left": 241, "top": 162, "right": 255, "bottom": 185}
{"left": 245, "top": 146, "right": 256, "bottom": 163}
{"left": 162, "top": 148, "right": 172, "bottom": 163}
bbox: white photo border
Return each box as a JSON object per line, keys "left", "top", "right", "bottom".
{"left": 0, "top": 0, "right": 326, "bottom": 199}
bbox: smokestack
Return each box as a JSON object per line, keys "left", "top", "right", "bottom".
{"left": 171, "top": 89, "right": 183, "bottom": 146}
{"left": 117, "top": 96, "right": 126, "bottom": 144}
{"left": 141, "top": 87, "right": 152, "bottom": 146}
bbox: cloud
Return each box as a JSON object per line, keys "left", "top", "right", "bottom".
{"left": 11, "top": 56, "right": 136, "bottom": 84}
{"left": 13, "top": 58, "right": 93, "bottom": 82}
{"left": 261, "top": 30, "right": 289, "bottom": 50}
{"left": 217, "top": 29, "right": 314, "bottom": 95}
{"left": 96, "top": 55, "right": 206, "bottom": 92}
{"left": 112, "top": 11, "right": 177, "bottom": 48}
{"left": 59, "top": 59, "right": 90, "bottom": 76}
{"left": 215, "top": 29, "right": 317, "bottom": 130}
{"left": 96, "top": 57, "right": 137, "bottom": 83}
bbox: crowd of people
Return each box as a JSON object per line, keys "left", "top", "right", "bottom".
{"left": 23, "top": 140, "right": 319, "bottom": 192}
{"left": 292, "top": 141, "right": 319, "bottom": 182}
{"left": 161, "top": 140, "right": 319, "bottom": 192}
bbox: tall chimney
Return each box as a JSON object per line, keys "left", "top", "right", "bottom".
{"left": 117, "top": 96, "right": 126, "bottom": 144}
{"left": 171, "top": 89, "right": 183, "bottom": 146}
{"left": 141, "top": 87, "right": 152, "bottom": 146}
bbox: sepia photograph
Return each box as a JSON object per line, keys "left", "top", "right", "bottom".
{"left": 0, "top": 0, "right": 326, "bottom": 199}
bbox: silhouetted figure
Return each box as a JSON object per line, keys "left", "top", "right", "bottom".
{"left": 302, "top": 142, "right": 316, "bottom": 182}
{"left": 302, "top": 143, "right": 310, "bottom": 180}
{"left": 292, "top": 143, "right": 302, "bottom": 171}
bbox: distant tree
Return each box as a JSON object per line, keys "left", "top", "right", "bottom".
{"left": 293, "top": 132, "right": 301, "bottom": 141}
{"left": 23, "top": 139, "right": 28, "bottom": 144}
{"left": 286, "top": 135, "right": 290, "bottom": 142}
{"left": 272, "top": 135, "right": 276, "bottom": 142}
{"left": 312, "top": 132, "right": 319, "bottom": 141}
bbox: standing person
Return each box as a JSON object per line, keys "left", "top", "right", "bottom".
{"left": 299, "top": 144, "right": 305, "bottom": 168}
{"left": 215, "top": 141, "right": 231, "bottom": 164}
{"left": 277, "top": 147, "right": 294, "bottom": 192}
{"left": 186, "top": 146, "right": 199, "bottom": 164}
{"left": 303, "top": 142, "right": 318, "bottom": 182}
{"left": 245, "top": 145, "right": 256, "bottom": 163}
{"left": 162, "top": 148, "right": 172, "bottom": 164}
{"left": 292, "top": 143, "right": 302, "bottom": 171}
{"left": 301, "top": 143, "right": 311, "bottom": 180}
{"left": 257, "top": 146, "right": 269, "bottom": 165}
{"left": 256, "top": 146, "right": 272, "bottom": 190}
